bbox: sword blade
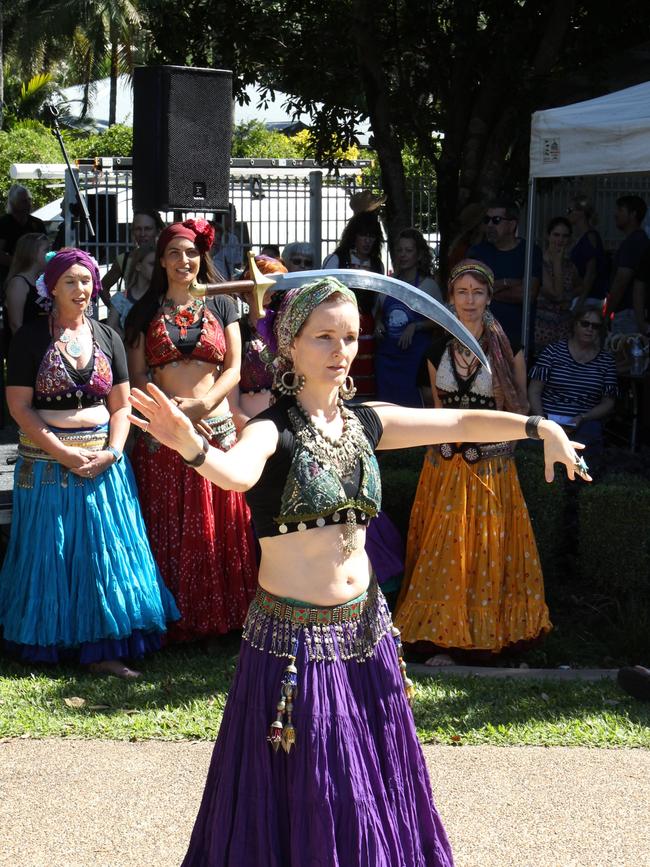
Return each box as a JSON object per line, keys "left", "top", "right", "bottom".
{"left": 268, "top": 269, "right": 491, "bottom": 372}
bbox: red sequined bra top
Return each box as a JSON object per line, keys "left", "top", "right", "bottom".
{"left": 145, "top": 304, "right": 227, "bottom": 368}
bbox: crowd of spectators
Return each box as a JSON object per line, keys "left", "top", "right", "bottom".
{"left": 0, "top": 181, "right": 648, "bottom": 682}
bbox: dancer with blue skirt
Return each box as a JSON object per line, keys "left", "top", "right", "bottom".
{"left": 0, "top": 248, "right": 178, "bottom": 678}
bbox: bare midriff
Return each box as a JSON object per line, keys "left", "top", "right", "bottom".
{"left": 38, "top": 405, "right": 111, "bottom": 429}
{"left": 152, "top": 359, "right": 230, "bottom": 417}
{"left": 258, "top": 525, "right": 372, "bottom": 606}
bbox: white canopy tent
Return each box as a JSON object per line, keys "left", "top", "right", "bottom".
{"left": 522, "top": 81, "right": 650, "bottom": 350}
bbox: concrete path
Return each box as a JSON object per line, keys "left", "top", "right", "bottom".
{"left": 1, "top": 739, "right": 648, "bottom": 867}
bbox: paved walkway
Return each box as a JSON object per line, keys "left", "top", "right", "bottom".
{"left": 1, "top": 739, "right": 648, "bottom": 866}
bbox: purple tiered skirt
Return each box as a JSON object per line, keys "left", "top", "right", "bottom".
{"left": 181, "top": 585, "right": 453, "bottom": 867}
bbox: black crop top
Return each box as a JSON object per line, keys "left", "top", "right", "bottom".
{"left": 245, "top": 395, "right": 384, "bottom": 538}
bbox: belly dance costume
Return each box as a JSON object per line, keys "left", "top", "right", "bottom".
{"left": 181, "top": 396, "right": 453, "bottom": 867}
{"left": 0, "top": 332, "right": 178, "bottom": 663}
{"left": 131, "top": 304, "right": 257, "bottom": 641}
{"left": 394, "top": 344, "right": 551, "bottom": 653}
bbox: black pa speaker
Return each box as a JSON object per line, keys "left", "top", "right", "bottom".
{"left": 133, "top": 65, "right": 233, "bottom": 212}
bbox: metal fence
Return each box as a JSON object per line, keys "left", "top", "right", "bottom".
{"left": 50, "top": 165, "right": 650, "bottom": 274}
{"left": 63, "top": 166, "right": 438, "bottom": 274}
{"left": 534, "top": 173, "right": 650, "bottom": 249}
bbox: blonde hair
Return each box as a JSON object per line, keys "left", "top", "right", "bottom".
{"left": 5, "top": 232, "right": 49, "bottom": 284}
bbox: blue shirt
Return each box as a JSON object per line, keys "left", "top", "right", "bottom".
{"left": 468, "top": 238, "right": 542, "bottom": 345}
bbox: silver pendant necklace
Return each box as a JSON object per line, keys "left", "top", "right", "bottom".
{"left": 59, "top": 323, "right": 85, "bottom": 358}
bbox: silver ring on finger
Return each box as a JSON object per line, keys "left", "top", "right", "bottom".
{"left": 573, "top": 454, "right": 589, "bottom": 476}
{"left": 142, "top": 421, "right": 150, "bottom": 434}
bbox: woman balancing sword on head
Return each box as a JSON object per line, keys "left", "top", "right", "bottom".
{"left": 128, "top": 275, "right": 590, "bottom": 867}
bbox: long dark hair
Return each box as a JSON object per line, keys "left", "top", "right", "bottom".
{"left": 124, "top": 246, "right": 220, "bottom": 348}
{"left": 333, "top": 211, "right": 384, "bottom": 272}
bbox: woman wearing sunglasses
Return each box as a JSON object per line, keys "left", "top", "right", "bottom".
{"left": 528, "top": 306, "right": 617, "bottom": 471}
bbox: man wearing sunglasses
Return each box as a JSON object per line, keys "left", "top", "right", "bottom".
{"left": 468, "top": 199, "right": 542, "bottom": 347}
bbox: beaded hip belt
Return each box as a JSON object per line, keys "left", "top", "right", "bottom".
{"left": 253, "top": 586, "right": 368, "bottom": 626}
{"left": 243, "top": 582, "right": 414, "bottom": 755}
{"left": 18, "top": 428, "right": 109, "bottom": 461}
{"left": 16, "top": 427, "right": 109, "bottom": 489}
{"left": 438, "top": 440, "right": 514, "bottom": 465}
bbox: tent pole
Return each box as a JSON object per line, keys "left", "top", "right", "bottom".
{"left": 521, "top": 176, "right": 536, "bottom": 359}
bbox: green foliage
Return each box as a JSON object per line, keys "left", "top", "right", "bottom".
{"left": 72, "top": 124, "right": 134, "bottom": 158}
{"left": 0, "top": 121, "right": 65, "bottom": 209}
{"left": 378, "top": 447, "right": 424, "bottom": 538}
{"left": 1, "top": 72, "right": 60, "bottom": 130}
{"left": 514, "top": 444, "right": 568, "bottom": 586}
{"left": 231, "top": 120, "right": 302, "bottom": 159}
{"left": 577, "top": 473, "right": 650, "bottom": 657}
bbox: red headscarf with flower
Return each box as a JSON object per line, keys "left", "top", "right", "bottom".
{"left": 156, "top": 219, "right": 215, "bottom": 257}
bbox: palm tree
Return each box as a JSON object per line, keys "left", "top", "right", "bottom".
{"left": 8, "top": 0, "right": 143, "bottom": 127}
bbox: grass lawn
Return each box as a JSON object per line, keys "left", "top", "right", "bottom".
{"left": 1, "top": 639, "right": 648, "bottom": 747}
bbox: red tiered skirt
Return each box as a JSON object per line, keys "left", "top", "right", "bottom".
{"left": 132, "top": 418, "right": 258, "bottom": 642}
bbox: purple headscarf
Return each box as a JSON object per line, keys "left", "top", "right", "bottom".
{"left": 35, "top": 249, "right": 102, "bottom": 309}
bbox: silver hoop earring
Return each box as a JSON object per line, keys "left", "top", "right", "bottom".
{"left": 275, "top": 369, "right": 306, "bottom": 396}
{"left": 339, "top": 375, "right": 357, "bottom": 400}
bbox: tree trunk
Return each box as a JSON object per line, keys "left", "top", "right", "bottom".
{"left": 350, "top": 0, "right": 409, "bottom": 251}
{"left": 109, "top": 37, "right": 118, "bottom": 126}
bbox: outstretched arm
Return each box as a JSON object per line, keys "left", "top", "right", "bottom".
{"left": 128, "top": 382, "right": 277, "bottom": 491}
{"left": 370, "top": 402, "right": 589, "bottom": 483}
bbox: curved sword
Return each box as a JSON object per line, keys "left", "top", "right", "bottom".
{"left": 265, "top": 268, "right": 491, "bottom": 372}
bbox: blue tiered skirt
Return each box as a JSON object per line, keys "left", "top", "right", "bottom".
{"left": 0, "top": 425, "right": 179, "bottom": 663}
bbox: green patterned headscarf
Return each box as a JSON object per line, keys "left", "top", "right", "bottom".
{"left": 274, "top": 277, "right": 358, "bottom": 364}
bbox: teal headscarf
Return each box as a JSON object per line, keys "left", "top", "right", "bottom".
{"left": 273, "top": 277, "right": 358, "bottom": 369}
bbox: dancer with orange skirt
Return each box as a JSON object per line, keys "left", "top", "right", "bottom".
{"left": 125, "top": 220, "right": 257, "bottom": 641}
{"left": 394, "top": 260, "right": 551, "bottom": 665}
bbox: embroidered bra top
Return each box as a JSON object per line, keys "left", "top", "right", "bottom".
{"left": 436, "top": 343, "right": 496, "bottom": 409}
{"left": 7, "top": 317, "right": 128, "bottom": 411}
{"left": 245, "top": 395, "right": 383, "bottom": 538}
{"left": 144, "top": 295, "right": 238, "bottom": 369}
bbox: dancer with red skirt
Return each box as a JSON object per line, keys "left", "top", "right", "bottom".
{"left": 125, "top": 220, "right": 257, "bottom": 641}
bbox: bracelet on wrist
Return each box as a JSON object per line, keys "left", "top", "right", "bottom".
{"left": 106, "top": 446, "right": 123, "bottom": 464}
{"left": 182, "top": 434, "right": 210, "bottom": 468}
{"left": 525, "top": 415, "right": 544, "bottom": 440}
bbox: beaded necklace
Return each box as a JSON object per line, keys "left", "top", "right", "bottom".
{"left": 163, "top": 296, "right": 205, "bottom": 340}
{"left": 292, "top": 398, "right": 370, "bottom": 555}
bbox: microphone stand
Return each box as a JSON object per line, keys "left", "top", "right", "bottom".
{"left": 45, "top": 103, "right": 94, "bottom": 244}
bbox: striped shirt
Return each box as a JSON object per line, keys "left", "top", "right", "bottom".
{"left": 529, "top": 339, "right": 618, "bottom": 416}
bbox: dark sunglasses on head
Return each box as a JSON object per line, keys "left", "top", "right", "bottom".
{"left": 291, "top": 257, "right": 313, "bottom": 266}
{"left": 483, "top": 215, "right": 512, "bottom": 225}
{"left": 578, "top": 319, "right": 602, "bottom": 330}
